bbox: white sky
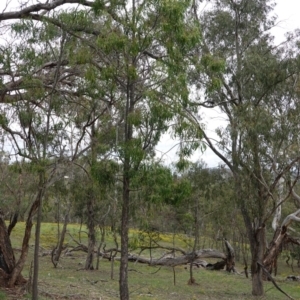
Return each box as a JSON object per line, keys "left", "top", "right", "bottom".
{"left": 0, "top": 0, "right": 299, "bottom": 167}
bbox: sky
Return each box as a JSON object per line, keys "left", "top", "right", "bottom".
{"left": 0, "top": 0, "right": 300, "bottom": 167}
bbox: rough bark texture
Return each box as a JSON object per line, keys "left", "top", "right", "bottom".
{"left": 32, "top": 186, "right": 44, "bottom": 300}
{"left": 119, "top": 65, "right": 134, "bottom": 299}
{"left": 120, "top": 172, "right": 130, "bottom": 300}
{"left": 251, "top": 225, "right": 266, "bottom": 296}
{"left": 0, "top": 213, "right": 16, "bottom": 286}
{"left": 0, "top": 211, "right": 27, "bottom": 288}
{"left": 7, "top": 213, "right": 18, "bottom": 236}
{"left": 85, "top": 199, "right": 96, "bottom": 270}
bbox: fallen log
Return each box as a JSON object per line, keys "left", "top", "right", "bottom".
{"left": 63, "top": 240, "right": 234, "bottom": 270}
{"left": 127, "top": 249, "right": 226, "bottom": 267}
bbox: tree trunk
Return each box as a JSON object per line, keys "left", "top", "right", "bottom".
{"left": 119, "top": 171, "right": 130, "bottom": 300}
{"left": 7, "top": 212, "right": 18, "bottom": 236}
{"left": 85, "top": 199, "right": 96, "bottom": 270}
{"left": 10, "top": 196, "right": 41, "bottom": 287}
{"left": 32, "top": 185, "right": 44, "bottom": 300}
{"left": 52, "top": 210, "right": 69, "bottom": 268}
{"left": 0, "top": 190, "right": 42, "bottom": 288}
{"left": 119, "top": 41, "right": 135, "bottom": 298}
{"left": 250, "top": 225, "right": 266, "bottom": 296}
{"left": 262, "top": 227, "right": 285, "bottom": 276}
{"left": 0, "top": 212, "right": 16, "bottom": 286}
{"left": 224, "top": 239, "right": 235, "bottom": 272}
{"left": 96, "top": 226, "right": 105, "bottom": 270}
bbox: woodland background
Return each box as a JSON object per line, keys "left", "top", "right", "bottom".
{"left": 1, "top": 0, "right": 300, "bottom": 299}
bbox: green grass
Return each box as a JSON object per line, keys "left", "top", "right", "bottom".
{"left": 3, "top": 222, "right": 300, "bottom": 299}
{"left": 0, "top": 291, "right": 6, "bottom": 300}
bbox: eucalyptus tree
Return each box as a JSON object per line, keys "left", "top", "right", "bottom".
{"left": 0, "top": 31, "right": 67, "bottom": 291}
{"left": 0, "top": 10, "right": 102, "bottom": 299}
{"left": 89, "top": 3, "right": 200, "bottom": 298}
{"left": 0, "top": 1, "right": 201, "bottom": 299}
{"left": 185, "top": 0, "right": 300, "bottom": 296}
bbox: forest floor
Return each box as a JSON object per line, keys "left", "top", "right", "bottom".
{"left": 1, "top": 222, "right": 300, "bottom": 300}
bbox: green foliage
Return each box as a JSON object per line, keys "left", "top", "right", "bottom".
{"left": 73, "top": 46, "right": 92, "bottom": 64}
{"left": 170, "top": 177, "right": 192, "bottom": 205}
{"left": 128, "top": 110, "right": 142, "bottom": 127}
{"left": 159, "top": 0, "right": 200, "bottom": 58}
{"left": 84, "top": 66, "right": 97, "bottom": 85}
{"left": 0, "top": 113, "right": 8, "bottom": 127}
{"left": 136, "top": 163, "right": 193, "bottom": 206}
{"left": 58, "top": 10, "right": 92, "bottom": 29}
{"left": 18, "top": 110, "right": 33, "bottom": 128}
{"left": 0, "top": 290, "right": 6, "bottom": 300}
{"left": 91, "top": 160, "right": 119, "bottom": 188}
{"left": 96, "top": 31, "right": 127, "bottom": 54}
{"left": 11, "top": 19, "right": 35, "bottom": 36}
{"left": 39, "top": 22, "right": 60, "bottom": 42}
{"left": 137, "top": 163, "right": 173, "bottom": 204}
{"left": 175, "top": 158, "right": 190, "bottom": 171}
{"left": 92, "top": 0, "right": 105, "bottom": 13}
{"left": 201, "top": 54, "right": 225, "bottom": 73}
{"left": 147, "top": 96, "right": 170, "bottom": 118}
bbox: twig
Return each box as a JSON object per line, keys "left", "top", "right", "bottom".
{"left": 150, "top": 267, "right": 162, "bottom": 275}
{"left": 128, "top": 268, "right": 143, "bottom": 274}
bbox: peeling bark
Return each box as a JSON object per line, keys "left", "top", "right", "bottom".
{"left": 263, "top": 226, "right": 287, "bottom": 277}
{"left": 263, "top": 208, "right": 300, "bottom": 278}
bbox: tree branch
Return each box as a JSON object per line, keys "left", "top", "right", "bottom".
{"left": 0, "top": 0, "right": 93, "bottom": 21}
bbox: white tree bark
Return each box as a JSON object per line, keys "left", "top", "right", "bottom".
{"left": 279, "top": 187, "right": 300, "bottom": 228}
{"left": 272, "top": 177, "right": 284, "bottom": 231}
{"left": 291, "top": 188, "right": 300, "bottom": 206}
{"left": 281, "top": 209, "right": 300, "bottom": 228}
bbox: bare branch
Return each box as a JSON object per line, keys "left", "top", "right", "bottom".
{"left": 281, "top": 209, "right": 300, "bottom": 228}
{"left": 0, "top": 0, "right": 93, "bottom": 21}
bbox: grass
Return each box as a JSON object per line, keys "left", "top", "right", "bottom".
{"left": 3, "top": 222, "right": 300, "bottom": 299}
{"left": 0, "top": 291, "right": 6, "bottom": 300}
